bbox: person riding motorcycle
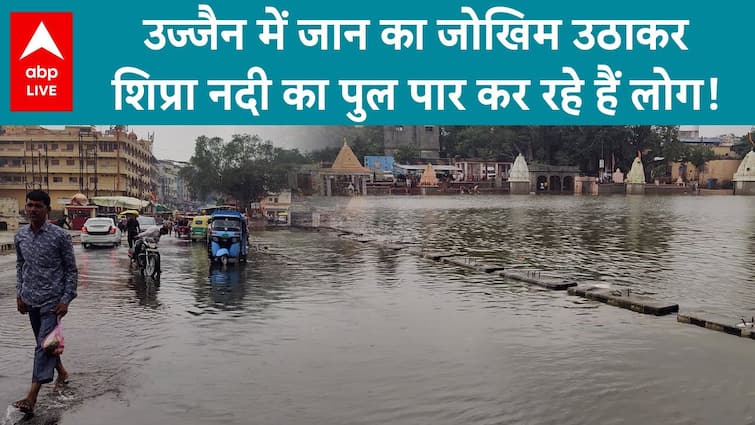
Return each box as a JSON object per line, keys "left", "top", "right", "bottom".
{"left": 129, "top": 225, "right": 168, "bottom": 263}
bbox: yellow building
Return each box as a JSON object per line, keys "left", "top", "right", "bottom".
{"left": 0, "top": 125, "right": 156, "bottom": 211}
{"left": 671, "top": 159, "right": 741, "bottom": 186}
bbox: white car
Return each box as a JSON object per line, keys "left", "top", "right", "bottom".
{"left": 137, "top": 215, "right": 159, "bottom": 230}
{"left": 81, "top": 217, "right": 122, "bottom": 248}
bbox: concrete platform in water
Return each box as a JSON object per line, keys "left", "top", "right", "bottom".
{"left": 421, "top": 251, "right": 459, "bottom": 261}
{"left": 568, "top": 286, "right": 678, "bottom": 316}
{"left": 677, "top": 312, "right": 755, "bottom": 339}
{"left": 441, "top": 256, "right": 505, "bottom": 273}
{"left": 500, "top": 271, "right": 577, "bottom": 290}
{"left": 375, "top": 241, "right": 405, "bottom": 250}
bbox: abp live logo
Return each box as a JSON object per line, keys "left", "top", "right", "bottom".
{"left": 10, "top": 12, "right": 73, "bottom": 112}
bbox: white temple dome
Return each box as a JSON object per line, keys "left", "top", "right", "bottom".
{"left": 733, "top": 151, "right": 755, "bottom": 182}
{"left": 625, "top": 157, "right": 646, "bottom": 184}
{"left": 509, "top": 154, "right": 530, "bottom": 182}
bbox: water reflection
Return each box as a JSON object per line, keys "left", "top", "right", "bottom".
{"left": 207, "top": 267, "right": 247, "bottom": 307}
{"left": 374, "top": 245, "right": 400, "bottom": 281}
{"left": 127, "top": 274, "right": 161, "bottom": 309}
{"left": 315, "top": 195, "right": 755, "bottom": 313}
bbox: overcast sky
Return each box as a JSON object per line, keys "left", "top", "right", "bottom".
{"left": 91, "top": 125, "right": 755, "bottom": 162}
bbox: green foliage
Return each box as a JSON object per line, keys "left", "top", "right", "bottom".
{"left": 306, "top": 146, "right": 341, "bottom": 163}
{"left": 181, "top": 133, "right": 302, "bottom": 207}
{"left": 440, "top": 125, "right": 675, "bottom": 176}
{"left": 304, "top": 126, "right": 384, "bottom": 164}
{"left": 684, "top": 144, "right": 715, "bottom": 171}
{"left": 393, "top": 145, "right": 420, "bottom": 164}
{"left": 179, "top": 135, "right": 223, "bottom": 200}
{"left": 732, "top": 133, "right": 754, "bottom": 158}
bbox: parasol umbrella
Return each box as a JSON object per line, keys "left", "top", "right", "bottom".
{"left": 117, "top": 209, "right": 140, "bottom": 219}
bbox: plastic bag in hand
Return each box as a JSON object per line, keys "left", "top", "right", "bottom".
{"left": 42, "top": 319, "right": 64, "bottom": 356}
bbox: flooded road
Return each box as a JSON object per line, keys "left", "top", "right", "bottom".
{"left": 2, "top": 195, "right": 755, "bottom": 425}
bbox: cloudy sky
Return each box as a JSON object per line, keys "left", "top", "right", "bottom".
{"left": 107, "top": 125, "right": 754, "bottom": 162}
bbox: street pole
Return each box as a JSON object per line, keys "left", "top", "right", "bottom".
{"left": 93, "top": 135, "right": 99, "bottom": 196}
{"left": 78, "top": 133, "right": 84, "bottom": 194}
{"left": 44, "top": 143, "right": 49, "bottom": 192}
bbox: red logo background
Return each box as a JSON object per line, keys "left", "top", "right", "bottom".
{"left": 10, "top": 12, "right": 73, "bottom": 112}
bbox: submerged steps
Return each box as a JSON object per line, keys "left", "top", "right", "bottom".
{"left": 501, "top": 271, "right": 577, "bottom": 290}
{"left": 568, "top": 286, "right": 679, "bottom": 316}
{"left": 677, "top": 312, "right": 755, "bottom": 339}
{"left": 421, "top": 251, "right": 458, "bottom": 261}
{"left": 292, "top": 224, "right": 755, "bottom": 342}
{"left": 301, "top": 225, "right": 689, "bottom": 318}
{"left": 441, "top": 256, "right": 506, "bottom": 273}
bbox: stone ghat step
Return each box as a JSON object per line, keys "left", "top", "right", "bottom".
{"left": 677, "top": 312, "right": 755, "bottom": 338}
{"left": 568, "top": 286, "right": 679, "bottom": 316}
{"left": 501, "top": 271, "right": 577, "bottom": 290}
{"left": 441, "top": 256, "right": 506, "bottom": 273}
{"left": 373, "top": 240, "right": 406, "bottom": 250}
{"left": 420, "top": 251, "right": 459, "bottom": 261}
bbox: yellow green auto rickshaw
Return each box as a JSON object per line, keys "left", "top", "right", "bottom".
{"left": 190, "top": 215, "right": 211, "bottom": 242}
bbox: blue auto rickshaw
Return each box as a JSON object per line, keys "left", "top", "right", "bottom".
{"left": 207, "top": 210, "right": 249, "bottom": 265}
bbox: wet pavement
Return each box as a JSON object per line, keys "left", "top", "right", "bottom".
{"left": 2, "top": 195, "right": 755, "bottom": 425}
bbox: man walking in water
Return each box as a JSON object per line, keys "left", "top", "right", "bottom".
{"left": 13, "top": 190, "right": 78, "bottom": 415}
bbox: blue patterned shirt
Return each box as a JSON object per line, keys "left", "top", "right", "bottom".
{"left": 15, "top": 221, "right": 78, "bottom": 307}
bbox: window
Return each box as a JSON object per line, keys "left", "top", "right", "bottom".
{"left": 86, "top": 160, "right": 95, "bottom": 166}
{"left": 51, "top": 159, "right": 60, "bottom": 165}
{"left": 424, "top": 126, "right": 434, "bottom": 132}
{"left": 69, "top": 177, "right": 78, "bottom": 183}
{"left": 53, "top": 177, "right": 63, "bottom": 183}
{"left": 89, "top": 177, "right": 96, "bottom": 183}
{"left": 50, "top": 144, "right": 58, "bottom": 150}
{"left": 12, "top": 160, "right": 21, "bottom": 166}
{"left": 65, "top": 144, "right": 74, "bottom": 151}
{"left": 66, "top": 159, "right": 75, "bottom": 166}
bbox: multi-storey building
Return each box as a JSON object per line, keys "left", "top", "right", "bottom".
{"left": 156, "top": 159, "right": 193, "bottom": 210}
{"left": 0, "top": 125, "right": 157, "bottom": 210}
{"left": 383, "top": 125, "right": 440, "bottom": 160}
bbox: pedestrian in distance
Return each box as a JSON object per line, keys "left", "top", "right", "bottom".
{"left": 13, "top": 189, "right": 78, "bottom": 415}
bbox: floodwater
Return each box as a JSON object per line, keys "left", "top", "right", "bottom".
{"left": 2, "top": 195, "right": 755, "bottom": 425}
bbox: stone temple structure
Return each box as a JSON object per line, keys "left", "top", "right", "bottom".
{"left": 509, "top": 154, "right": 531, "bottom": 194}
{"left": 625, "top": 156, "right": 646, "bottom": 194}
{"left": 733, "top": 151, "right": 755, "bottom": 195}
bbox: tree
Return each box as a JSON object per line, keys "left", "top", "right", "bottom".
{"left": 182, "top": 133, "right": 296, "bottom": 209}
{"left": 179, "top": 135, "right": 223, "bottom": 201}
{"left": 732, "top": 132, "right": 754, "bottom": 158}
{"left": 684, "top": 144, "right": 715, "bottom": 181}
{"left": 306, "top": 146, "right": 341, "bottom": 163}
{"left": 393, "top": 145, "right": 421, "bottom": 164}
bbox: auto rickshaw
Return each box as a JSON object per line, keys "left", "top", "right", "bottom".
{"left": 207, "top": 210, "right": 248, "bottom": 265}
{"left": 190, "top": 215, "right": 211, "bottom": 242}
{"left": 174, "top": 214, "right": 194, "bottom": 239}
